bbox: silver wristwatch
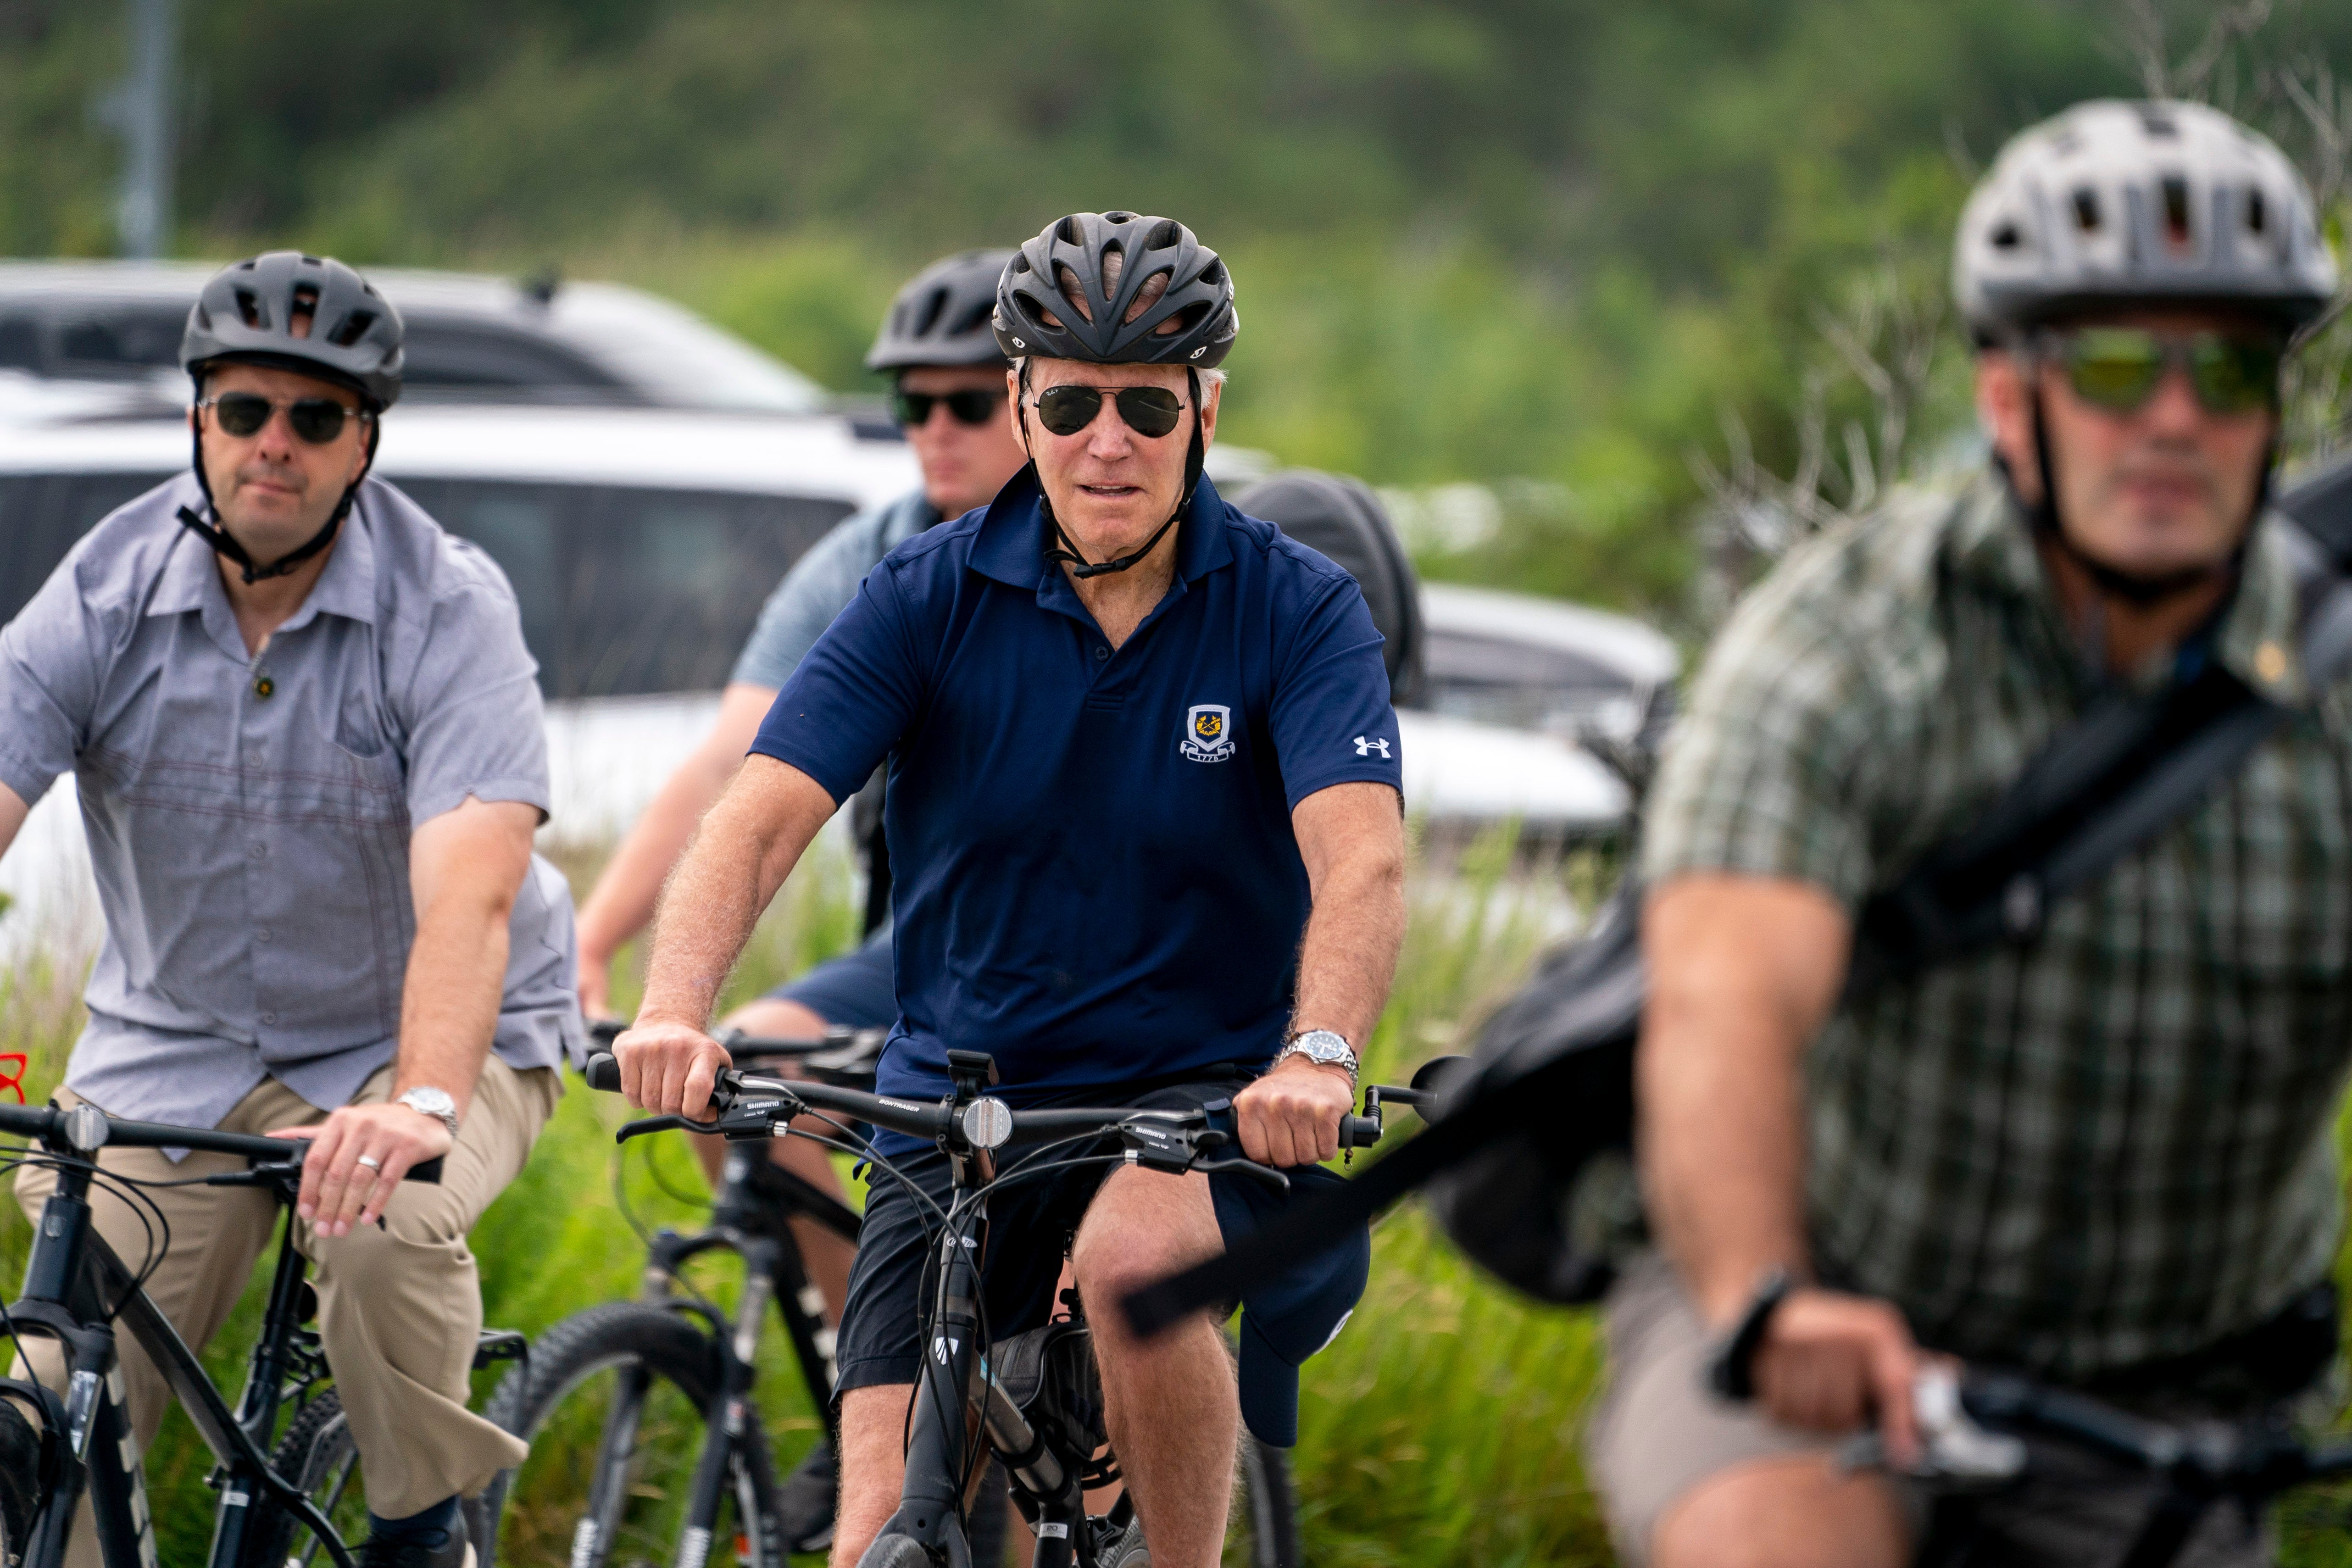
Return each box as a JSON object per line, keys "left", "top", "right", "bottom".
{"left": 1277, "top": 1028, "right": 1358, "bottom": 1085}
{"left": 396, "top": 1086, "right": 461, "bottom": 1137}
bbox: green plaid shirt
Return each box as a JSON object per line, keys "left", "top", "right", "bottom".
{"left": 1644, "top": 473, "right": 2352, "bottom": 1379}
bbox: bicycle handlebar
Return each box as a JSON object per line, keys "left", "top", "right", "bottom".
{"left": 0, "top": 1101, "right": 442, "bottom": 1183}
{"left": 582, "top": 1050, "right": 1299, "bottom": 1191}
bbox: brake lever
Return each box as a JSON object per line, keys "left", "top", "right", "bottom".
{"left": 615, "top": 1113, "right": 720, "bottom": 1144}
{"left": 1193, "top": 1156, "right": 1290, "bottom": 1193}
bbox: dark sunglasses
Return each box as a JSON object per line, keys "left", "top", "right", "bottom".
{"left": 1033, "top": 384, "right": 1186, "bottom": 439}
{"left": 2041, "top": 327, "right": 2284, "bottom": 418}
{"left": 892, "top": 388, "right": 1006, "bottom": 428}
{"left": 198, "top": 392, "right": 368, "bottom": 444}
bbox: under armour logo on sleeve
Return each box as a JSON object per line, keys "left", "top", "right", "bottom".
{"left": 1354, "top": 736, "right": 1391, "bottom": 757}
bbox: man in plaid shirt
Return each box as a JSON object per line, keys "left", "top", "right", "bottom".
{"left": 1591, "top": 101, "right": 2345, "bottom": 1566}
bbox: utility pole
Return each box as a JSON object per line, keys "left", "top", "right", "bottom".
{"left": 101, "top": 0, "right": 179, "bottom": 259}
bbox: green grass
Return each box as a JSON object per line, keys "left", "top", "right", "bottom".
{"left": 6, "top": 827, "right": 2352, "bottom": 1565}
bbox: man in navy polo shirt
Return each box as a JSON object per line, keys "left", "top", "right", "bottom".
{"left": 615, "top": 211, "right": 1406, "bottom": 1568}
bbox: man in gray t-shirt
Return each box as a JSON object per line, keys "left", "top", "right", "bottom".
{"left": 571, "top": 248, "right": 1028, "bottom": 1550}
{"left": 2, "top": 253, "right": 577, "bottom": 1568}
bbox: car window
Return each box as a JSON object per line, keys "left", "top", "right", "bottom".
{"left": 0, "top": 306, "right": 188, "bottom": 379}
{"left": 1422, "top": 628, "right": 1648, "bottom": 734}
{"left": 390, "top": 478, "right": 853, "bottom": 697}
{"left": 0, "top": 473, "right": 852, "bottom": 700}
{"left": 397, "top": 319, "right": 632, "bottom": 399}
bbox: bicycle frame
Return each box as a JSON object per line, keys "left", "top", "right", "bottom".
{"left": 8, "top": 1150, "right": 355, "bottom": 1568}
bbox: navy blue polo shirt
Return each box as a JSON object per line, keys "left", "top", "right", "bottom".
{"left": 750, "top": 467, "right": 1401, "bottom": 1112}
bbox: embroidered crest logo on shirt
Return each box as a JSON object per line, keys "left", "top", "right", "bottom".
{"left": 1181, "top": 704, "right": 1236, "bottom": 763}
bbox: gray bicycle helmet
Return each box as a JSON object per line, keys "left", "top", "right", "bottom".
{"left": 1956, "top": 100, "right": 2338, "bottom": 341}
{"left": 993, "top": 211, "right": 1237, "bottom": 368}
{"left": 868, "top": 249, "right": 1018, "bottom": 372}
{"left": 176, "top": 252, "right": 403, "bottom": 583}
{"left": 180, "top": 250, "right": 405, "bottom": 409}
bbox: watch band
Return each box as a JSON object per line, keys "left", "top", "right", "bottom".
{"left": 396, "top": 1087, "right": 461, "bottom": 1137}
{"left": 1277, "top": 1028, "right": 1359, "bottom": 1084}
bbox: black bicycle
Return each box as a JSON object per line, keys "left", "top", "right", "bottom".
{"left": 581, "top": 1045, "right": 1411, "bottom": 1568}
{"left": 0, "top": 1098, "right": 525, "bottom": 1568}
{"left": 475, "top": 1020, "right": 882, "bottom": 1568}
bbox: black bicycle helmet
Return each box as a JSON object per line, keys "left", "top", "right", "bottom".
{"left": 1239, "top": 470, "right": 1426, "bottom": 704}
{"left": 176, "top": 251, "right": 404, "bottom": 583}
{"left": 181, "top": 250, "right": 405, "bottom": 410}
{"left": 868, "top": 249, "right": 1018, "bottom": 372}
{"left": 993, "top": 211, "right": 1237, "bottom": 368}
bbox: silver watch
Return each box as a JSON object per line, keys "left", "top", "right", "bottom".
{"left": 396, "top": 1086, "right": 460, "bottom": 1137}
{"left": 1277, "top": 1028, "right": 1358, "bottom": 1084}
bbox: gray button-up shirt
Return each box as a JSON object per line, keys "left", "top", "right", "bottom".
{"left": 0, "top": 472, "right": 582, "bottom": 1132}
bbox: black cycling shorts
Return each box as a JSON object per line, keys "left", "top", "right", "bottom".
{"left": 832, "top": 1072, "right": 1250, "bottom": 1399}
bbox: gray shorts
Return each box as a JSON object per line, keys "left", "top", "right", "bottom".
{"left": 1584, "top": 1253, "right": 2274, "bottom": 1568}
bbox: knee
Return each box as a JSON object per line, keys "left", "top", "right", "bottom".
{"left": 724, "top": 996, "right": 831, "bottom": 1038}
{"left": 1650, "top": 1460, "right": 1907, "bottom": 1568}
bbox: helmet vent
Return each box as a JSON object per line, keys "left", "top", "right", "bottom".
{"left": 2072, "top": 190, "right": 2101, "bottom": 232}
{"left": 1991, "top": 222, "right": 2022, "bottom": 250}
{"left": 1145, "top": 219, "right": 1180, "bottom": 250}
{"left": 1159, "top": 299, "right": 1211, "bottom": 339}
{"left": 1100, "top": 244, "right": 1124, "bottom": 298}
{"left": 1126, "top": 270, "right": 1172, "bottom": 327}
{"left": 1057, "top": 215, "right": 1085, "bottom": 246}
{"left": 951, "top": 299, "right": 995, "bottom": 336}
{"left": 1201, "top": 258, "right": 1226, "bottom": 286}
{"left": 1053, "top": 263, "right": 1095, "bottom": 323}
{"left": 289, "top": 283, "right": 319, "bottom": 340}
{"left": 2140, "top": 108, "right": 2179, "bottom": 138}
{"left": 2161, "top": 175, "right": 2193, "bottom": 250}
{"left": 1106, "top": 210, "right": 1138, "bottom": 224}
{"left": 1011, "top": 253, "right": 1033, "bottom": 275}
{"left": 912, "top": 287, "right": 948, "bottom": 339}
{"left": 328, "top": 309, "right": 377, "bottom": 348}
{"left": 234, "top": 289, "right": 265, "bottom": 329}
{"left": 2246, "top": 189, "right": 2268, "bottom": 234}
{"left": 1021, "top": 292, "right": 1066, "bottom": 332}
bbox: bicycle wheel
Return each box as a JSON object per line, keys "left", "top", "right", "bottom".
{"left": 0, "top": 1395, "right": 40, "bottom": 1562}
{"left": 478, "top": 1301, "right": 787, "bottom": 1568}
{"left": 248, "top": 1388, "right": 370, "bottom": 1567}
{"left": 1228, "top": 1438, "right": 1301, "bottom": 1568}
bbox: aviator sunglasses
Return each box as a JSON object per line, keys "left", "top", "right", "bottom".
{"left": 198, "top": 391, "right": 369, "bottom": 444}
{"left": 2041, "top": 327, "right": 2285, "bottom": 418}
{"left": 892, "top": 388, "right": 1007, "bottom": 428}
{"left": 1032, "top": 384, "right": 1187, "bottom": 439}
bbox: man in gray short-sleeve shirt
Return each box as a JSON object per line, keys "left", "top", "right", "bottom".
{"left": 3, "top": 251, "right": 575, "bottom": 1568}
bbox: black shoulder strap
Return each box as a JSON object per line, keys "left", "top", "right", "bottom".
{"left": 1853, "top": 521, "right": 2352, "bottom": 987}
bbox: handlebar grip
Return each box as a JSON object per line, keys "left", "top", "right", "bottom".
{"left": 584, "top": 1052, "right": 621, "bottom": 1093}
{"left": 1338, "top": 1115, "right": 1383, "bottom": 1149}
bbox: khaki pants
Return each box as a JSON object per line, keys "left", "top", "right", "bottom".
{"left": 13, "top": 1058, "right": 559, "bottom": 1564}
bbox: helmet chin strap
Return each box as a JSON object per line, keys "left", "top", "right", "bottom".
{"left": 176, "top": 391, "right": 378, "bottom": 585}
{"left": 1039, "top": 366, "right": 1205, "bottom": 579}
{"left": 2005, "top": 381, "right": 2259, "bottom": 611}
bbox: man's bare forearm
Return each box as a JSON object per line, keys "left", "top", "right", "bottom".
{"left": 639, "top": 756, "right": 838, "bottom": 1029}
{"left": 1638, "top": 875, "right": 1851, "bottom": 1325}
{"left": 1290, "top": 782, "right": 1407, "bottom": 1048}
{"left": 397, "top": 798, "right": 540, "bottom": 1117}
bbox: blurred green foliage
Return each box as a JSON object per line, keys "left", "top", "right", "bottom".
{"left": 2, "top": 0, "right": 2350, "bottom": 617}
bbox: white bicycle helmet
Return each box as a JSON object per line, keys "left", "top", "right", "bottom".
{"left": 1955, "top": 99, "right": 2336, "bottom": 341}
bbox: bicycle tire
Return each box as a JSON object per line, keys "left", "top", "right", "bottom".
{"left": 1233, "top": 1439, "right": 1302, "bottom": 1568}
{"left": 477, "top": 1300, "right": 788, "bottom": 1568}
{"left": 246, "top": 1388, "right": 368, "bottom": 1568}
{"left": 0, "top": 1396, "right": 40, "bottom": 1563}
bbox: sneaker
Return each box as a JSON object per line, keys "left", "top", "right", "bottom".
{"left": 358, "top": 1508, "right": 475, "bottom": 1568}
{"left": 1101, "top": 1514, "right": 1148, "bottom": 1568}
{"left": 777, "top": 1440, "right": 838, "bottom": 1555}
